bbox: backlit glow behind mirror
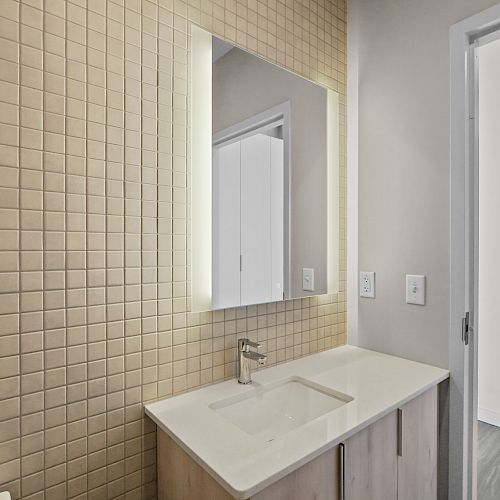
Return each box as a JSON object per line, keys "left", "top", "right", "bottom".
{"left": 191, "top": 26, "right": 212, "bottom": 312}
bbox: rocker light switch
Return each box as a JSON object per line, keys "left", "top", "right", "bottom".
{"left": 302, "top": 268, "right": 315, "bottom": 292}
{"left": 406, "top": 274, "right": 426, "bottom": 305}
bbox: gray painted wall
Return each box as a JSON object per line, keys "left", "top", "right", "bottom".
{"left": 213, "top": 46, "right": 328, "bottom": 298}
{"left": 349, "top": 0, "right": 500, "bottom": 370}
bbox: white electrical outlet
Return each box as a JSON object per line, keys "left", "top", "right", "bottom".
{"left": 302, "top": 268, "right": 315, "bottom": 292}
{"left": 406, "top": 274, "right": 426, "bottom": 305}
{"left": 359, "top": 271, "right": 375, "bottom": 298}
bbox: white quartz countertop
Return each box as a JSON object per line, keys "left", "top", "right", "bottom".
{"left": 144, "top": 345, "right": 449, "bottom": 499}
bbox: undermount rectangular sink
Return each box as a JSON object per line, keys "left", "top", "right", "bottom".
{"left": 209, "top": 377, "right": 353, "bottom": 442}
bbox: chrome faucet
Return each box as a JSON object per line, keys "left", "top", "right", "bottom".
{"left": 237, "top": 338, "right": 267, "bottom": 384}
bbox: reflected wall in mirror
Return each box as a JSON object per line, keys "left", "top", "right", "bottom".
{"left": 191, "top": 28, "right": 340, "bottom": 311}
{"left": 212, "top": 37, "right": 337, "bottom": 310}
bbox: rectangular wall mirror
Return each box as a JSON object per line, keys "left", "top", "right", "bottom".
{"left": 191, "top": 29, "right": 340, "bottom": 311}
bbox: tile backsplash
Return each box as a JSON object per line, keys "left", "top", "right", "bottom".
{"left": 0, "top": 0, "right": 346, "bottom": 498}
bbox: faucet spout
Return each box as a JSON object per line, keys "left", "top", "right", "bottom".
{"left": 243, "top": 350, "right": 267, "bottom": 365}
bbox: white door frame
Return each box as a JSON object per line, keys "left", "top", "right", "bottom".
{"left": 450, "top": 4, "right": 500, "bottom": 499}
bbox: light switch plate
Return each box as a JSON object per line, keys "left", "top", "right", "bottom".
{"left": 406, "top": 274, "right": 426, "bottom": 305}
{"left": 359, "top": 271, "right": 375, "bottom": 298}
{"left": 302, "top": 268, "right": 314, "bottom": 292}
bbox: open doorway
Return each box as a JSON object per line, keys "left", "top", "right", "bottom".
{"left": 476, "top": 35, "right": 500, "bottom": 500}
{"left": 450, "top": 4, "right": 500, "bottom": 499}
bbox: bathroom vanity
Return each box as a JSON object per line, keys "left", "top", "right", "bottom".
{"left": 145, "top": 346, "right": 449, "bottom": 500}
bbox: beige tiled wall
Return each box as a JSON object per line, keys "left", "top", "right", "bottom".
{"left": 0, "top": 0, "right": 346, "bottom": 498}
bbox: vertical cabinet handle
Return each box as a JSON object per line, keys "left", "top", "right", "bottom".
{"left": 397, "top": 408, "right": 403, "bottom": 457}
{"left": 339, "top": 442, "right": 346, "bottom": 500}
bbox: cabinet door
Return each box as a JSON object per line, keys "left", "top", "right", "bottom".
{"left": 269, "top": 136, "right": 284, "bottom": 302}
{"left": 157, "top": 431, "right": 234, "bottom": 500}
{"left": 397, "top": 385, "right": 438, "bottom": 500}
{"left": 344, "top": 411, "right": 398, "bottom": 500}
{"left": 251, "top": 445, "right": 340, "bottom": 500}
{"left": 212, "top": 141, "right": 242, "bottom": 310}
{"left": 240, "top": 133, "right": 273, "bottom": 306}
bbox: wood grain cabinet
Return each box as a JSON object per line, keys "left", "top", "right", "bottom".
{"left": 343, "top": 385, "right": 438, "bottom": 500}
{"left": 397, "top": 386, "right": 438, "bottom": 500}
{"left": 157, "top": 385, "right": 440, "bottom": 500}
{"left": 344, "top": 410, "right": 398, "bottom": 500}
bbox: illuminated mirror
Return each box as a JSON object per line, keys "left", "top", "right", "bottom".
{"left": 191, "top": 28, "right": 339, "bottom": 311}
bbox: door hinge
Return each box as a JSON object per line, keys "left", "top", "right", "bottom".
{"left": 462, "top": 312, "right": 470, "bottom": 346}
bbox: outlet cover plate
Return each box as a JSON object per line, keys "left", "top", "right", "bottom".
{"left": 360, "top": 271, "right": 375, "bottom": 298}
{"left": 406, "top": 274, "right": 425, "bottom": 305}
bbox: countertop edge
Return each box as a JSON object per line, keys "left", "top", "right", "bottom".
{"left": 145, "top": 370, "right": 449, "bottom": 499}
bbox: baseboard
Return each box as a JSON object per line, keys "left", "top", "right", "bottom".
{"left": 478, "top": 406, "right": 500, "bottom": 427}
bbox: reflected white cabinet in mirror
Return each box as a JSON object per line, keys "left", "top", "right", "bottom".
{"left": 191, "top": 28, "right": 340, "bottom": 311}
{"left": 213, "top": 134, "right": 284, "bottom": 309}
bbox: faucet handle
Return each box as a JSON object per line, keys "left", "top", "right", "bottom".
{"left": 238, "top": 338, "right": 262, "bottom": 351}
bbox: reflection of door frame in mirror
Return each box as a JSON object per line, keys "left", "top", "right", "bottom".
{"left": 213, "top": 101, "right": 292, "bottom": 299}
